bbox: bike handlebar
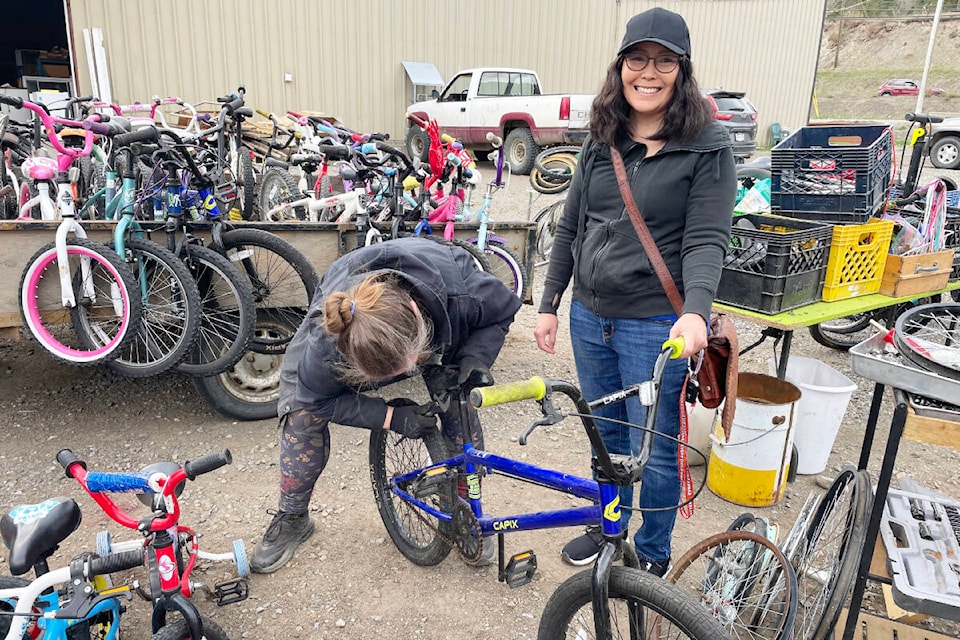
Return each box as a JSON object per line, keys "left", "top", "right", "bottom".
{"left": 184, "top": 449, "right": 233, "bottom": 480}
{"left": 905, "top": 112, "right": 944, "bottom": 125}
{"left": 87, "top": 549, "right": 144, "bottom": 576}
{"left": 485, "top": 131, "right": 503, "bottom": 148}
{"left": 114, "top": 126, "right": 160, "bottom": 147}
{"left": 470, "top": 377, "right": 547, "bottom": 407}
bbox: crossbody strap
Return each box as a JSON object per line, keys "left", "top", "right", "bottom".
{"left": 610, "top": 147, "right": 684, "bottom": 316}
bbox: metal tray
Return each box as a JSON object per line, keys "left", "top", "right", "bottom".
{"left": 849, "top": 333, "right": 960, "bottom": 406}
{"left": 906, "top": 393, "right": 960, "bottom": 422}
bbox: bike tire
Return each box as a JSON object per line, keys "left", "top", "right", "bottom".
{"left": 538, "top": 565, "right": 731, "bottom": 640}
{"left": 534, "top": 200, "right": 564, "bottom": 263}
{"left": 792, "top": 466, "right": 870, "bottom": 640}
{"left": 668, "top": 530, "right": 797, "bottom": 640}
{"left": 0, "top": 575, "right": 34, "bottom": 639}
{"left": 219, "top": 228, "right": 319, "bottom": 354}
{"left": 475, "top": 239, "right": 526, "bottom": 299}
{"left": 191, "top": 318, "right": 293, "bottom": 420}
{"left": 151, "top": 616, "right": 229, "bottom": 640}
{"left": 368, "top": 427, "right": 455, "bottom": 566}
{"left": 257, "top": 167, "right": 304, "bottom": 221}
{"left": 174, "top": 244, "right": 257, "bottom": 377}
{"left": 533, "top": 145, "right": 581, "bottom": 180}
{"left": 419, "top": 235, "right": 491, "bottom": 273}
{"left": 19, "top": 238, "right": 142, "bottom": 366}
{"left": 236, "top": 146, "right": 257, "bottom": 220}
{"left": 94, "top": 237, "right": 202, "bottom": 378}
{"left": 807, "top": 315, "right": 873, "bottom": 351}
{"left": 893, "top": 302, "right": 960, "bottom": 381}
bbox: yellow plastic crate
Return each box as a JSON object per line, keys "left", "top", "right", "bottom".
{"left": 821, "top": 218, "right": 894, "bottom": 301}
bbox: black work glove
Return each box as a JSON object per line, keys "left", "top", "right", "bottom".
{"left": 387, "top": 398, "right": 437, "bottom": 439}
{"left": 457, "top": 356, "right": 493, "bottom": 392}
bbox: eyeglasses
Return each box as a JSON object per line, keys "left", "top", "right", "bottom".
{"left": 622, "top": 53, "right": 681, "bottom": 74}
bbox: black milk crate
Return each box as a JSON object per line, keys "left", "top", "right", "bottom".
{"left": 716, "top": 214, "right": 833, "bottom": 314}
{"left": 946, "top": 212, "right": 960, "bottom": 279}
{"left": 770, "top": 125, "right": 893, "bottom": 223}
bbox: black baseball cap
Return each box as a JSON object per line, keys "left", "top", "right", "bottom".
{"left": 617, "top": 7, "right": 691, "bottom": 57}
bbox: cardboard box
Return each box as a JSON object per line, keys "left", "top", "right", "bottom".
{"left": 879, "top": 249, "right": 952, "bottom": 297}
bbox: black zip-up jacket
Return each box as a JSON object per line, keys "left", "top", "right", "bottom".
{"left": 278, "top": 237, "right": 523, "bottom": 426}
{"left": 539, "top": 124, "right": 735, "bottom": 322}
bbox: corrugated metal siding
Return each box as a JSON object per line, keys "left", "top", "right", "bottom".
{"left": 66, "top": 0, "right": 825, "bottom": 146}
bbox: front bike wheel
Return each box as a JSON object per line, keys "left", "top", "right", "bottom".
{"left": 538, "top": 565, "right": 731, "bottom": 640}
{"left": 219, "top": 228, "right": 318, "bottom": 354}
{"left": 151, "top": 616, "right": 228, "bottom": 640}
{"left": 19, "top": 238, "right": 142, "bottom": 365}
{"left": 475, "top": 239, "right": 526, "bottom": 299}
{"left": 368, "top": 428, "right": 455, "bottom": 566}
{"left": 257, "top": 166, "right": 304, "bottom": 221}
{"left": 667, "top": 530, "right": 797, "bottom": 640}
{"left": 894, "top": 302, "right": 960, "bottom": 380}
{"left": 175, "top": 244, "right": 257, "bottom": 377}
{"left": 98, "top": 237, "right": 202, "bottom": 378}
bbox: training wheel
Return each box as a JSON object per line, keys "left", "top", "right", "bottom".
{"left": 233, "top": 539, "right": 250, "bottom": 578}
{"left": 95, "top": 530, "right": 113, "bottom": 557}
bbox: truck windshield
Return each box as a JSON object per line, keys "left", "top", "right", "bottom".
{"left": 440, "top": 74, "right": 473, "bottom": 102}
{"left": 477, "top": 72, "right": 540, "bottom": 97}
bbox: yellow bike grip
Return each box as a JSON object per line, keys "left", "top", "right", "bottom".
{"left": 470, "top": 377, "right": 547, "bottom": 408}
{"left": 441, "top": 133, "right": 455, "bottom": 144}
{"left": 662, "top": 337, "right": 685, "bottom": 359}
{"left": 402, "top": 175, "right": 421, "bottom": 191}
{"left": 256, "top": 109, "right": 271, "bottom": 119}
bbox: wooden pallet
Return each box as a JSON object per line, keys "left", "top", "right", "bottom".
{"left": 834, "top": 609, "right": 956, "bottom": 639}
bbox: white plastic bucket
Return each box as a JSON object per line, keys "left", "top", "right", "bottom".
{"left": 685, "top": 402, "right": 716, "bottom": 466}
{"left": 707, "top": 373, "right": 800, "bottom": 507}
{"left": 768, "top": 356, "right": 857, "bottom": 475}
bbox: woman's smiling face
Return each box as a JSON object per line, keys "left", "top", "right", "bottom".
{"left": 620, "top": 42, "right": 679, "bottom": 120}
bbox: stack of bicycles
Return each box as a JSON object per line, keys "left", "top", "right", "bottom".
{"left": 2, "top": 94, "right": 318, "bottom": 422}
{"left": 0, "top": 448, "right": 247, "bottom": 639}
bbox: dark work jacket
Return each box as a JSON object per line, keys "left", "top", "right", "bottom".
{"left": 277, "top": 237, "right": 523, "bottom": 426}
{"left": 539, "top": 124, "right": 736, "bottom": 322}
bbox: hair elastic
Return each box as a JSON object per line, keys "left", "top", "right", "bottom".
{"left": 349, "top": 300, "right": 356, "bottom": 316}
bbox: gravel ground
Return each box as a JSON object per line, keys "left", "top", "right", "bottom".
{"left": 2, "top": 158, "right": 960, "bottom": 639}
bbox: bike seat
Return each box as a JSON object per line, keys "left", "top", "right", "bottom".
{"left": 0, "top": 497, "right": 82, "bottom": 576}
{"left": 22, "top": 156, "right": 58, "bottom": 181}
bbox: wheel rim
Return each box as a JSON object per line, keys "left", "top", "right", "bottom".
{"left": 217, "top": 322, "right": 287, "bottom": 404}
{"left": 382, "top": 431, "right": 446, "bottom": 548}
{"left": 935, "top": 142, "right": 958, "bottom": 167}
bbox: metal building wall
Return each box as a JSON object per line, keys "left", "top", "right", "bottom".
{"left": 66, "top": 0, "right": 825, "bottom": 146}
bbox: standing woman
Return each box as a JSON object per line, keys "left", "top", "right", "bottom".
{"left": 534, "top": 7, "right": 736, "bottom": 575}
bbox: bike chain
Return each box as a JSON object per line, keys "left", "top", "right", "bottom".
{"left": 407, "top": 481, "right": 483, "bottom": 564}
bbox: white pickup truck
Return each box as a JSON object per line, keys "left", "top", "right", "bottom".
{"left": 404, "top": 67, "right": 592, "bottom": 174}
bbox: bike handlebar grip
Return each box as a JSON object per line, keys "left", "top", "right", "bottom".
{"left": 89, "top": 549, "right": 144, "bottom": 576}
{"left": 86, "top": 472, "right": 153, "bottom": 493}
{"left": 224, "top": 97, "right": 244, "bottom": 113}
{"left": 0, "top": 95, "right": 23, "bottom": 108}
{"left": 470, "top": 377, "right": 547, "bottom": 408}
{"left": 56, "top": 449, "right": 86, "bottom": 478}
{"left": 236, "top": 107, "right": 253, "bottom": 118}
{"left": 662, "top": 337, "right": 685, "bottom": 359}
{"left": 84, "top": 121, "right": 112, "bottom": 135}
{"left": 322, "top": 145, "right": 351, "bottom": 161}
{"left": 184, "top": 449, "right": 233, "bottom": 481}
{"left": 485, "top": 132, "right": 503, "bottom": 147}
{"left": 198, "top": 113, "right": 212, "bottom": 122}
{"left": 440, "top": 133, "right": 455, "bottom": 144}
{"left": 113, "top": 127, "right": 159, "bottom": 147}
{"left": 256, "top": 109, "right": 270, "bottom": 118}
{"left": 369, "top": 132, "right": 389, "bottom": 141}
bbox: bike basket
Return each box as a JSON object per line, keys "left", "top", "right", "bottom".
{"left": 821, "top": 218, "right": 894, "bottom": 301}
{"left": 715, "top": 214, "right": 833, "bottom": 314}
{"left": 770, "top": 125, "right": 894, "bottom": 224}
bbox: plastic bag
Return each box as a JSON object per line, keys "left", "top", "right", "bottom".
{"left": 734, "top": 178, "right": 771, "bottom": 215}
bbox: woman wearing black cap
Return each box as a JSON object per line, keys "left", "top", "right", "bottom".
{"left": 534, "top": 7, "right": 736, "bottom": 575}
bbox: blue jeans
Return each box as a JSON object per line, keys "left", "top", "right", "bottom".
{"left": 569, "top": 299, "right": 687, "bottom": 563}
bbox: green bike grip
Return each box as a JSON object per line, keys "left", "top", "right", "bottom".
{"left": 470, "top": 377, "right": 547, "bottom": 408}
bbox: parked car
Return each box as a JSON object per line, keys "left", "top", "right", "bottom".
{"left": 704, "top": 88, "right": 757, "bottom": 161}
{"left": 926, "top": 115, "right": 960, "bottom": 170}
{"left": 404, "top": 67, "right": 593, "bottom": 174}
{"left": 877, "top": 79, "right": 945, "bottom": 97}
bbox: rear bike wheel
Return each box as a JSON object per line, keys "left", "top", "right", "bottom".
{"left": 257, "top": 166, "right": 304, "bottom": 221}
{"left": 19, "top": 238, "right": 142, "bottom": 365}
{"left": 667, "top": 530, "right": 797, "bottom": 640}
{"left": 792, "top": 467, "right": 870, "bottom": 640}
{"left": 174, "top": 244, "right": 257, "bottom": 377}
{"left": 97, "top": 237, "right": 202, "bottom": 378}
{"left": 894, "top": 302, "right": 960, "bottom": 380}
{"left": 538, "top": 565, "right": 731, "bottom": 640}
{"left": 475, "top": 239, "right": 526, "bottom": 299}
{"left": 534, "top": 199, "right": 564, "bottom": 263}
{"left": 368, "top": 427, "right": 455, "bottom": 566}
{"left": 0, "top": 575, "right": 35, "bottom": 639}
{"left": 151, "top": 616, "right": 228, "bottom": 640}
{"left": 219, "top": 228, "right": 318, "bottom": 354}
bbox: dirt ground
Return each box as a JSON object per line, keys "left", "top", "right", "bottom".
{"left": 4, "top": 19, "right": 960, "bottom": 640}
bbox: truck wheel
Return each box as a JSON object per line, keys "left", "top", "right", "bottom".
{"left": 504, "top": 128, "right": 540, "bottom": 175}
{"left": 930, "top": 136, "right": 960, "bottom": 170}
{"left": 406, "top": 125, "right": 431, "bottom": 162}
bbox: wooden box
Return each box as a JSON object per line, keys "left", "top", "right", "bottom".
{"left": 879, "top": 249, "right": 952, "bottom": 297}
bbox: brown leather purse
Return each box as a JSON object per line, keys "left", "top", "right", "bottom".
{"left": 610, "top": 147, "right": 738, "bottom": 440}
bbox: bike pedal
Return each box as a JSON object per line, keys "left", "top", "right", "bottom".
{"left": 410, "top": 466, "right": 454, "bottom": 499}
{"left": 502, "top": 550, "right": 537, "bottom": 589}
{"left": 213, "top": 578, "right": 249, "bottom": 606}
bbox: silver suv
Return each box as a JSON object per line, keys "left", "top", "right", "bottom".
{"left": 704, "top": 89, "right": 757, "bottom": 161}
{"left": 927, "top": 116, "right": 960, "bottom": 170}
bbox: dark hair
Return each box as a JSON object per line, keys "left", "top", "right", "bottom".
{"left": 589, "top": 55, "right": 713, "bottom": 147}
{"left": 323, "top": 273, "right": 433, "bottom": 384}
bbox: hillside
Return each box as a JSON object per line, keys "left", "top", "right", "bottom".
{"left": 815, "top": 17, "right": 960, "bottom": 122}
